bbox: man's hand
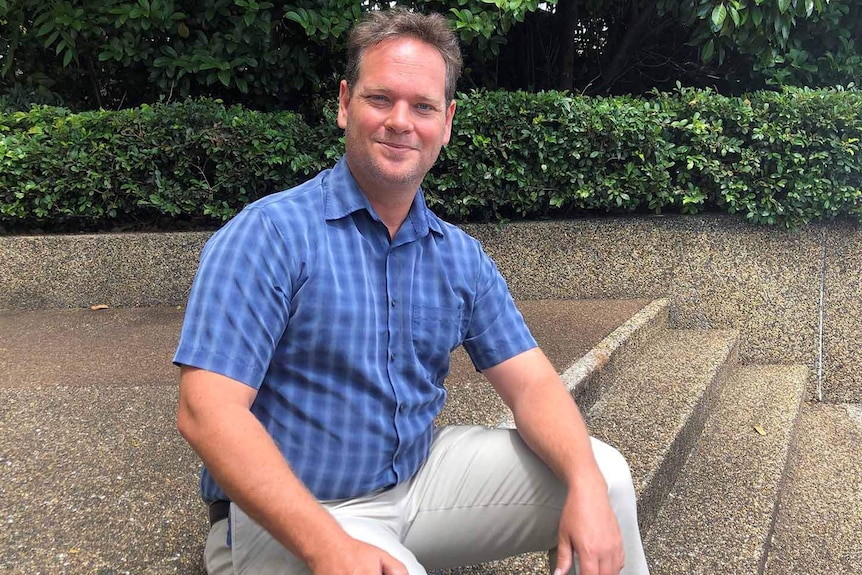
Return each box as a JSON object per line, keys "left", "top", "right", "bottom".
{"left": 553, "top": 476, "right": 625, "bottom": 575}
{"left": 305, "top": 534, "right": 409, "bottom": 575}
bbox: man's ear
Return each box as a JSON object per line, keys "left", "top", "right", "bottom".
{"left": 337, "top": 80, "right": 350, "bottom": 129}
{"left": 442, "top": 99, "right": 457, "bottom": 146}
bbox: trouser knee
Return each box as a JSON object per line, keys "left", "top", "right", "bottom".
{"left": 590, "top": 438, "right": 636, "bottom": 502}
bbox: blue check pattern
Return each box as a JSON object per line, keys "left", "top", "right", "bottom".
{"left": 174, "top": 157, "right": 537, "bottom": 502}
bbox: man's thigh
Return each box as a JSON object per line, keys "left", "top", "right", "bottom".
{"left": 212, "top": 500, "right": 428, "bottom": 575}
{"left": 205, "top": 519, "right": 233, "bottom": 575}
{"left": 403, "top": 426, "right": 566, "bottom": 571}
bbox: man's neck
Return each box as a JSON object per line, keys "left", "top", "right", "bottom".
{"left": 348, "top": 168, "right": 419, "bottom": 240}
{"left": 366, "top": 192, "right": 414, "bottom": 240}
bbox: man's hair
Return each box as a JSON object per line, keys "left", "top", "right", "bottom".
{"left": 346, "top": 8, "right": 462, "bottom": 103}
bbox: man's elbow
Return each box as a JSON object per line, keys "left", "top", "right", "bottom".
{"left": 176, "top": 394, "right": 200, "bottom": 446}
{"left": 176, "top": 372, "right": 211, "bottom": 448}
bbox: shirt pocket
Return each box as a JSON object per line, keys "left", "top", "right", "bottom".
{"left": 411, "top": 304, "right": 462, "bottom": 382}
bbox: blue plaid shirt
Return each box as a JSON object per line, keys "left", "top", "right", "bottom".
{"left": 174, "top": 158, "right": 537, "bottom": 502}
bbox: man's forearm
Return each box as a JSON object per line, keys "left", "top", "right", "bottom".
{"left": 488, "top": 349, "right": 604, "bottom": 489}
{"left": 486, "top": 350, "right": 626, "bottom": 575}
{"left": 509, "top": 374, "right": 605, "bottom": 490}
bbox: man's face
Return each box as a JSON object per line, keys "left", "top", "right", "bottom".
{"left": 337, "top": 37, "right": 456, "bottom": 197}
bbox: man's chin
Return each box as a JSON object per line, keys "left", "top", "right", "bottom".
{"left": 372, "top": 162, "right": 421, "bottom": 187}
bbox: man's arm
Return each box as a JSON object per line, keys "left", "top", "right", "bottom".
{"left": 482, "top": 348, "right": 625, "bottom": 575}
{"left": 176, "top": 366, "right": 407, "bottom": 575}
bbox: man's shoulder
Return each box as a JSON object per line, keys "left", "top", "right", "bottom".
{"left": 244, "top": 169, "right": 328, "bottom": 221}
{"left": 205, "top": 169, "right": 329, "bottom": 254}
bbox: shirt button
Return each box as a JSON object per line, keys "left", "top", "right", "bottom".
{"left": 390, "top": 352, "right": 396, "bottom": 361}
{"left": 398, "top": 404, "right": 405, "bottom": 413}
{"left": 391, "top": 299, "right": 397, "bottom": 307}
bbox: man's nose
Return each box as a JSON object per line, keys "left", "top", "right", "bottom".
{"left": 385, "top": 101, "right": 412, "bottom": 133}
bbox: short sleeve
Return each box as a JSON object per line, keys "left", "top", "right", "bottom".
{"left": 462, "top": 250, "right": 537, "bottom": 371}
{"left": 173, "top": 207, "right": 294, "bottom": 389}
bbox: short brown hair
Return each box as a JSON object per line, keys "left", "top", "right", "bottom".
{"left": 345, "top": 8, "right": 462, "bottom": 103}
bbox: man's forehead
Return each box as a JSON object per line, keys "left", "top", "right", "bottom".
{"left": 361, "top": 37, "right": 445, "bottom": 70}
{"left": 353, "top": 39, "right": 447, "bottom": 97}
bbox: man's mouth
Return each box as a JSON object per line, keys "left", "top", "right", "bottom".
{"left": 378, "top": 141, "right": 415, "bottom": 151}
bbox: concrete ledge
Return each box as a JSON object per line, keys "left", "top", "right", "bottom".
{"left": 2, "top": 215, "right": 858, "bottom": 401}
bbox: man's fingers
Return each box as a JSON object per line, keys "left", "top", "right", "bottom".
{"left": 576, "top": 548, "right": 625, "bottom": 575}
{"left": 597, "top": 554, "right": 624, "bottom": 575}
{"left": 380, "top": 552, "right": 409, "bottom": 575}
{"left": 553, "top": 535, "right": 574, "bottom": 575}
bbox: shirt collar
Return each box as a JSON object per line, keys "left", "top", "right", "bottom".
{"left": 323, "top": 157, "right": 444, "bottom": 238}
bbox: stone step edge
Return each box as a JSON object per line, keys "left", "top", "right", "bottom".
{"left": 760, "top": 366, "right": 814, "bottom": 574}
{"left": 497, "top": 298, "right": 670, "bottom": 429}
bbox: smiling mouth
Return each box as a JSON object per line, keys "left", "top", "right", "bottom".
{"left": 378, "top": 141, "right": 416, "bottom": 151}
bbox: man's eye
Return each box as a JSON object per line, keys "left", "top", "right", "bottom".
{"left": 416, "top": 103, "right": 433, "bottom": 112}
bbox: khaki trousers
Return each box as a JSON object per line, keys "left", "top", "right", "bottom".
{"left": 205, "top": 426, "right": 649, "bottom": 575}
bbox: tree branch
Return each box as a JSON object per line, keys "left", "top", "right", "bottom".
{"left": 596, "top": 1, "right": 672, "bottom": 93}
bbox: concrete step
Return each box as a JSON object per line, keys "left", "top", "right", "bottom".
{"left": 763, "top": 404, "right": 862, "bottom": 575}
{"left": 586, "top": 328, "right": 739, "bottom": 533}
{"left": 437, "top": 299, "right": 653, "bottom": 428}
{"left": 0, "top": 299, "right": 649, "bottom": 390}
{"left": 0, "top": 306, "right": 183, "bottom": 388}
{"left": 495, "top": 298, "right": 671, "bottom": 428}
{"left": 643, "top": 365, "right": 808, "bottom": 574}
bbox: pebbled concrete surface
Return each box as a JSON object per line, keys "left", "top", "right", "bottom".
{"left": 764, "top": 403, "right": 862, "bottom": 575}
{"left": 644, "top": 365, "right": 808, "bottom": 574}
{"left": 463, "top": 217, "right": 821, "bottom": 376}
{"left": 0, "top": 299, "right": 646, "bottom": 575}
{"left": 0, "top": 385, "right": 204, "bottom": 575}
{"left": 823, "top": 222, "right": 862, "bottom": 403}
{"left": 0, "top": 232, "right": 209, "bottom": 310}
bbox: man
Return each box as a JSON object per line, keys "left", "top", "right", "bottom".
{"left": 175, "top": 8, "right": 649, "bottom": 575}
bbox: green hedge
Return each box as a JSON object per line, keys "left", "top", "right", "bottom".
{"left": 2, "top": 86, "right": 861, "bottom": 231}
{"left": 427, "top": 86, "right": 862, "bottom": 226}
{"left": 0, "top": 100, "right": 324, "bottom": 228}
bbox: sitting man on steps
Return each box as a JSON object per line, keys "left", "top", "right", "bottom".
{"left": 174, "top": 8, "right": 650, "bottom": 575}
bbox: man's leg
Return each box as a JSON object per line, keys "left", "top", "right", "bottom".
{"left": 205, "top": 518, "right": 233, "bottom": 575}
{"left": 401, "top": 426, "right": 649, "bottom": 574}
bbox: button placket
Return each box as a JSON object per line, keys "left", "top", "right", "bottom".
{"left": 385, "top": 246, "right": 405, "bottom": 475}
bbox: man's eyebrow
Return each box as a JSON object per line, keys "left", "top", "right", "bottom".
{"left": 360, "top": 84, "right": 392, "bottom": 94}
